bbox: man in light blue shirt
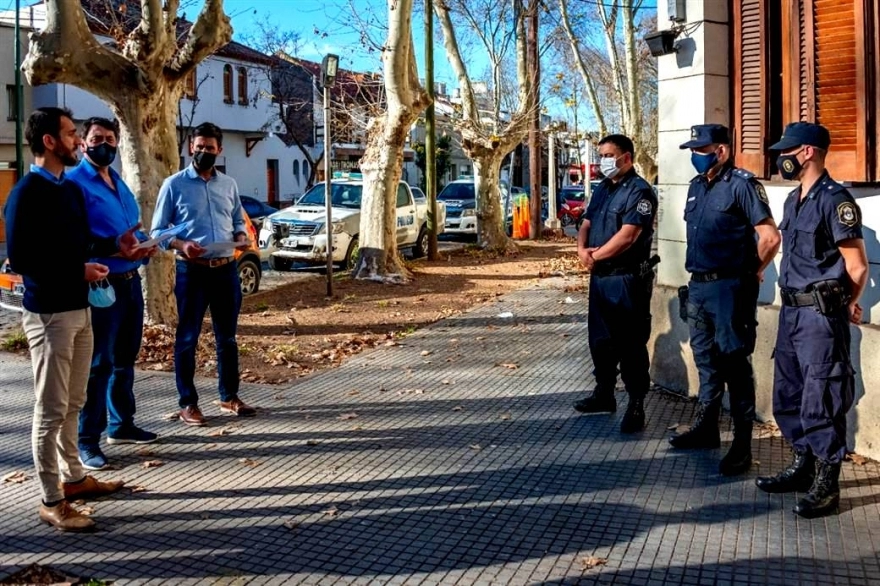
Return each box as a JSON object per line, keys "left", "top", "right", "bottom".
{"left": 151, "top": 122, "right": 255, "bottom": 426}
{"left": 68, "top": 117, "right": 158, "bottom": 471}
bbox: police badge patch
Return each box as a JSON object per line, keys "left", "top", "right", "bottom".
{"left": 837, "top": 202, "right": 859, "bottom": 227}
{"left": 637, "top": 199, "right": 652, "bottom": 215}
{"left": 754, "top": 182, "right": 769, "bottom": 204}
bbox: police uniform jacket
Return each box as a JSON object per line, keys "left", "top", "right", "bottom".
{"left": 584, "top": 168, "right": 656, "bottom": 271}
{"left": 684, "top": 163, "right": 773, "bottom": 274}
{"left": 779, "top": 171, "right": 862, "bottom": 292}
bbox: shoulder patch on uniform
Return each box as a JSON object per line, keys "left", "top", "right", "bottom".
{"left": 636, "top": 199, "right": 653, "bottom": 216}
{"left": 837, "top": 201, "right": 859, "bottom": 227}
{"left": 753, "top": 181, "right": 769, "bottom": 204}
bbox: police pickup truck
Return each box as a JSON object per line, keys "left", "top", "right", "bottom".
{"left": 259, "top": 172, "right": 446, "bottom": 271}
{"left": 439, "top": 177, "right": 509, "bottom": 237}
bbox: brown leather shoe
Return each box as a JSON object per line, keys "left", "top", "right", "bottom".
{"left": 39, "top": 500, "right": 96, "bottom": 532}
{"left": 219, "top": 397, "right": 257, "bottom": 417}
{"left": 63, "top": 475, "right": 125, "bottom": 500}
{"left": 180, "top": 404, "right": 207, "bottom": 426}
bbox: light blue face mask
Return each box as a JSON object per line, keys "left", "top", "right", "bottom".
{"left": 88, "top": 279, "right": 116, "bottom": 308}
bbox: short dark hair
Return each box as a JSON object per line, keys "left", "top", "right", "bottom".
{"left": 598, "top": 134, "right": 635, "bottom": 157}
{"left": 25, "top": 107, "right": 74, "bottom": 156}
{"left": 192, "top": 122, "right": 223, "bottom": 147}
{"left": 82, "top": 116, "right": 119, "bottom": 139}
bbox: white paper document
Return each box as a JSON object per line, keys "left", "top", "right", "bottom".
{"left": 137, "top": 221, "right": 194, "bottom": 248}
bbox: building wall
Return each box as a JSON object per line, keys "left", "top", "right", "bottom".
{"left": 652, "top": 0, "right": 880, "bottom": 459}
{"left": 0, "top": 23, "right": 34, "bottom": 168}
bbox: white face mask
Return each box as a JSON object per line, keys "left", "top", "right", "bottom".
{"left": 600, "top": 155, "right": 622, "bottom": 179}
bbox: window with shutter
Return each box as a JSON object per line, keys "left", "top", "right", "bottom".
{"left": 223, "top": 64, "right": 233, "bottom": 104}
{"left": 733, "top": 0, "right": 769, "bottom": 176}
{"left": 783, "top": 0, "right": 869, "bottom": 181}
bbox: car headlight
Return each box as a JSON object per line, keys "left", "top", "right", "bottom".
{"left": 461, "top": 209, "right": 476, "bottom": 217}
{"left": 262, "top": 218, "right": 273, "bottom": 232}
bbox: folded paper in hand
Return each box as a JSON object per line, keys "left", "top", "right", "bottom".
{"left": 201, "top": 241, "right": 246, "bottom": 255}
{"left": 137, "top": 221, "right": 194, "bottom": 249}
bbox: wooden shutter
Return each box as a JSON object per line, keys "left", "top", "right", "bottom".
{"left": 783, "top": 0, "right": 869, "bottom": 181}
{"left": 733, "top": 0, "right": 769, "bottom": 176}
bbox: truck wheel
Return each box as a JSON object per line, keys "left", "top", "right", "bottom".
{"left": 412, "top": 226, "right": 428, "bottom": 258}
{"left": 560, "top": 215, "right": 573, "bottom": 227}
{"left": 269, "top": 256, "right": 292, "bottom": 272}
{"left": 343, "top": 237, "right": 359, "bottom": 270}
{"left": 238, "top": 259, "right": 261, "bottom": 296}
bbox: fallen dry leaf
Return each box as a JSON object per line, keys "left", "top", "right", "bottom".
{"left": 141, "top": 460, "right": 164, "bottom": 469}
{"left": 2, "top": 471, "right": 29, "bottom": 484}
{"left": 500, "top": 412, "right": 511, "bottom": 420}
{"left": 136, "top": 447, "right": 155, "bottom": 457}
{"left": 847, "top": 453, "right": 870, "bottom": 466}
{"left": 322, "top": 506, "right": 339, "bottom": 517}
{"left": 338, "top": 412, "right": 359, "bottom": 420}
{"left": 306, "top": 440, "right": 320, "bottom": 446}
{"left": 208, "top": 427, "right": 233, "bottom": 437}
{"left": 420, "top": 350, "right": 432, "bottom": 356}
{"left": 347, "top": 389, "right": 360, "bottom": 396}
{"left": 129, "top": 485, "right": 148, "bottom": 493}
{"left": 452, "top": 406, "right": 464, "bottom": 411}
{"left": 666, "top": 424, "right": 680, "bottom": 431}
{"left": 470, "top": 444, "right": 482, "bottom": 451}
{"left": 442, "top": 379, "right": 453, "bottom": 385}
{"left": 283, "top": 520, "right": 299, "bottom": 531}
{"left": 204, "top": 443, "right": 218, "bottom": 450}
{"left": 162, "top": 412, "right": 180, "bottom": 421}
{"left": 497, "top": 363, "right": 518, "bottom": 370}
{"left": 580, "top": 556, "right": 608, "bottom": 570}
{"left": 239, "top": 458, "right": 262, "bottom": 468}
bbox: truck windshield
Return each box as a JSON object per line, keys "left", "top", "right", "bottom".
{"left": 438, "top": 182, "right": 475, "bottom": 201}
{"left": 297, "top": 183, "right": 364, "bottom": 208}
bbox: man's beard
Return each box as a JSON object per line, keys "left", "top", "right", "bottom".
{"left": 55, "top": 145, "right": 78, "bottom": 167}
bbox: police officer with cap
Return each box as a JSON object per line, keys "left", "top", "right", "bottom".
{"left": 573, "top": 134, "right": 658, "bottom": 434}
{"left": 670, "top": 124, "right": 781, "bottom": 477}
{"left": 756, "top": 122, "right": 868, "bottom": 518}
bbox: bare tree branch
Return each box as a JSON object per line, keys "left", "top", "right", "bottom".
{"left": 558, "top": 0, "right": 607, "bottom": 137}
{"left": 166, "top": 0, "right": 232, "bottom": 80}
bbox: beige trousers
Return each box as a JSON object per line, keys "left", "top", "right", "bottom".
{"left": 22, "top": 308, "right": 92, "bottom": 503}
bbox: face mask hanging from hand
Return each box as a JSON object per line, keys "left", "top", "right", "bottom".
{"left": 88, "top": 279, "right": 116, "bottom": 308}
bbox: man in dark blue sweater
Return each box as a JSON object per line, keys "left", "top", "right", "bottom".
{"left": 4, "top": 107, "right": 146, "bottom": 532}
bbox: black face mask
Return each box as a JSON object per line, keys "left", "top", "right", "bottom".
{"left": 192, "top": 151, "right": 217, "bottom": 172}
{"left": 86, "top": 143, "right": 117, "bottom": 167}
{"left": 776, "top": 149, "right": 804, "bottom": 181}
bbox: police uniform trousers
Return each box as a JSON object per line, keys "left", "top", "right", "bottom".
{"left": 687, "top": 276, "right": 758, "bottom": 422}
{"left": 588, "top": 272, "right": 653, "bottom": 399}
{"left": 773, "top": 305, "right": 854, "bottom": 463}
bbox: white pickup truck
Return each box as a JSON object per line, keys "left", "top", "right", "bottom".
{"left": 259, "top": 173, "right": 446, "bottom": 271}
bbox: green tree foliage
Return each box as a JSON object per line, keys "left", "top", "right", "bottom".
{"left": 413, "top": 134, "right": 454, "bottom": 192}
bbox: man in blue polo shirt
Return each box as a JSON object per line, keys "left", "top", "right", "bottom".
{"left": 151, "top": 122, "right": 255, "bottom": 426}
{"left": 68, "top": 117, "right": 159, "bottom": 471}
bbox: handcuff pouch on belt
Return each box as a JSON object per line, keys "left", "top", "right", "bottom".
{"left": 677, "top": 286, "right": 689, "bottom": 321}
{"left": 811, "top": 279, "right": 850, "bottom": 315}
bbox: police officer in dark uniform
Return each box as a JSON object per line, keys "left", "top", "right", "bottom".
{"left": 670, "top": 124, "right": 781, "bottom": 477}
{"left": 756, "top": 122, "right": 868, "bottom": 518}
{"left": 574, "top": 134, "right": 658, "bottom": 434}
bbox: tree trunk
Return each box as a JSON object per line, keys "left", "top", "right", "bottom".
{"left": 113, "top": 86, "right": 182, "bottom": 324}
{"left": 353, "top": 0, "right": 427, "bottom": 282}
{"left": 472, "top": 155, "right": 512, "bottom": 250}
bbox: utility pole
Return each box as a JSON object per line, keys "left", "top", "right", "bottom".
{"left": 14, "top": 0, "right": 24, "bottom": 179}
{"left": 527, "top": 0, "right": 542, "bottom": 240}
{"left": 425, "top": 0, "right": 439, "bottom": 260}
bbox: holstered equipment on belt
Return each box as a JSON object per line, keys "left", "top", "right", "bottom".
{"left": 780, "top": 279, "right": 850, "bottom": 315}
{"left": 677, "top": 286, "right": 689, "bottom": 322}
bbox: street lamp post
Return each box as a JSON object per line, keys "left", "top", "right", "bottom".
{"left": 14, "top": 0, "right": 24, "bottom": 179}
{"left": 546, "top": 128, "right": 559, "bottom": 231}
{"left": 321, "top": 54, "right": 339, "bottom": 297}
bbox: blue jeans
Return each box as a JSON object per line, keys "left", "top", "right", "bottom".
{"left": 174, "top": 260, "right": 242, "bottom": 408}
{"left": 78, "top": 275, "right": 144, "bottom": 448}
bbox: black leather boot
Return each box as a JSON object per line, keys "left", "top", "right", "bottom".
{"left": 793, "top": 460, "right": 841, "bottom": 518}
{"left": 620, "top": 396, "right": 645, "bottom": 434}
{"left": 668, "top": 402, "right": 721, "bottom": 449}
{"left": 719, "top": 420, "right": 752, "bottom": 476}
{"left": 755, "top": 450, "right": 816, "bottom": 493}
{"left": 573, "top": 390, "right": 617, "bottom": 414}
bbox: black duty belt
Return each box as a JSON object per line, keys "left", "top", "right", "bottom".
{"left": 689, "top": 270, "right": 742, "bottom": 283}
{"left": 592, "top": 264, "right": 639, "bottom": 277}
{"left": 108, "top": 269, "right": 140, "bottom": 281}
{"left": 780, "top": 289, "right": 816, "bottom": 308}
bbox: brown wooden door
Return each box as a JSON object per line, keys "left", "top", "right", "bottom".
{"left": 0, "top": 170, "right": 18, "bottom": 243}
{"left": 266, "top": 159, "right": 279, "bottom": 205}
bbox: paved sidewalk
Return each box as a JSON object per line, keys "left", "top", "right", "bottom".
{"left": 1, "top": 280, "right": 880, "bottom": 585}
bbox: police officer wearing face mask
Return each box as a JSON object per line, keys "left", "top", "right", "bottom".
{"left": 67, "top": 117, "right": 159, "bottom": 471}
{"left": 756, "top": 122, "right": 868, "bottom": 518}
{"left": 671, "top": 124, "right": 781, "bottom": 478}
{"left": 573, "top": 134, "right": 658, "bottom": 434}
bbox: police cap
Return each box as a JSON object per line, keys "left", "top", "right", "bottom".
{"left": 768, "top": 122, "right": 831, "bottom": 151}
{"left": 679, "top": 124, "right": 730, "bottom": 149}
